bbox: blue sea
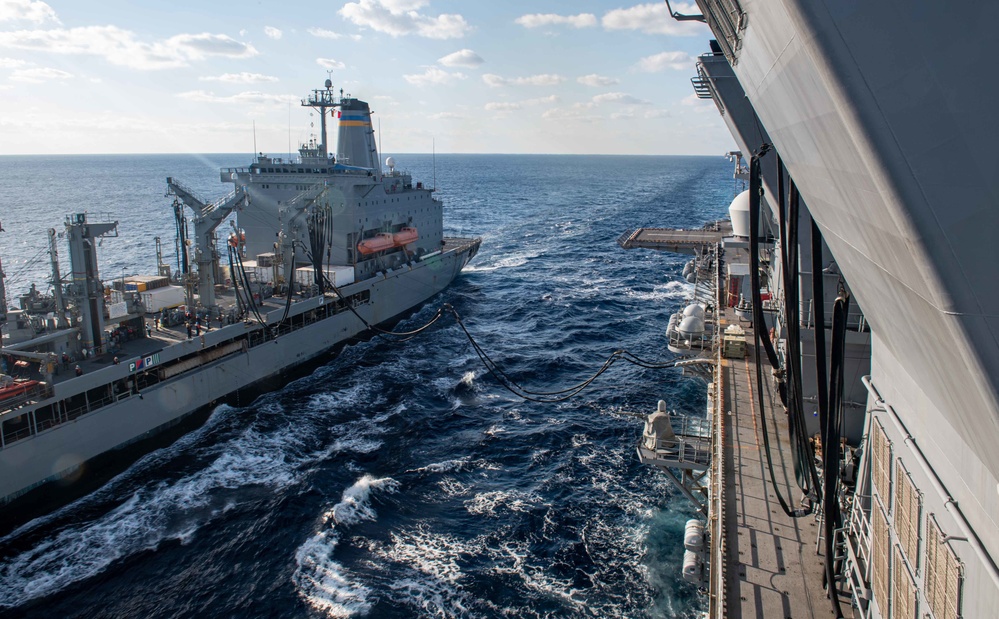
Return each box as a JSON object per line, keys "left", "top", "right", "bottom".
{"left": 0, "top": 153, "right": 733, "bottom": 618}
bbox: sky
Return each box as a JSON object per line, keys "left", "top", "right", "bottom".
{"left": 0, "top": 0, "right": 734, "bottom": 155}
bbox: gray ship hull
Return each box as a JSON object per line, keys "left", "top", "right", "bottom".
{"left": 693, "top": 0, "right": 999, "bottom": 616}
{"left": 0, "top": 239, "right": 479, "bottom": 508}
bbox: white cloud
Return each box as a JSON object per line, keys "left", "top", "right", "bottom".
{"left": 591, "top": 92, "right": 651, "bottom": 106}
{"left": 485, "top": 102, "right": 520, "bottom": 112}
{"left": 316, "top": 57, "right": 346, "bottom": 70}
{"left": 602, "top": 2, "right": 701, "bottom": 36}
{"left": 199, "top": 72, "right": 279, "bottom": 84}
{"left": 9, "top": 66, "right": 70, "bottom": 82}
{"left": 0, "top": 56, "right": 29, "bottom": 68}
{"left": 438, "top": 48, "right": 482, "bottom": 68}
{"left": 308, "top": 27, "right": 340, "bottom": 39}
{"left": 308, "top": 27, "right": 361, "bottom": 41}
{"left": 481, "top": 73, "right": 505, "bottom": 88}
{"left": 484, "top": 95, "right": 558, "bottom": 113}
{"left": 515, "top": 13, "right": 597, "bottom": 29}
{"left": 264, "top": 26, "right": 282, "bottom": 40}
{"left": 176, "top": 90, "right": 298, "bottom": 105}
{"left": 635, "top": 51, "right": 693, "bottom": 72}
{"left": 339, "top": 0, "right": 470, "bottom": 39}
{"left": 482, "top": 73, "right": 565, "bottom": 87}
{"left": 0, "top": 27, "right": 258, "bottom": 70}
{"left": 403, "top": 66, "right": 466, "bottom": 86}
{"left": 577, "top": 74, "right": 618, "bottom": 87}
{"left": 541, "top": 107, "right": 600, "bottom": 122}
{"left": 0, "top": 0, "right": 59, "bottom": 24}
{"left": 429, "top": 111, "right": 461, "bottom": 119}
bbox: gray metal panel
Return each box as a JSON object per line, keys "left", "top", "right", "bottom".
{"left": 719, "top": 0, "right": 999, "bottom": 543}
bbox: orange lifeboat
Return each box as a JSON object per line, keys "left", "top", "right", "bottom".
{"left": 0, "top": 379, "right": 40, "bottom": 402}
{"left": 357, "top": 233, "right": 395, "bottom": 255}
{"left": 392, "top": 227, "right": 418, "bottom": 247}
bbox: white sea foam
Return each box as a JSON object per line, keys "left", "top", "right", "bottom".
{"left": 464, "top": 490, "right": 543, "bottom": 517}
{"left": 293, "top": 475, "right": 399, "bottom": 615}
{"left": 367, "top": 524, "right": 485, "bottom": 618}
{"left": 0, "top": 402, "right": 243, "bottom": 544}
{"left": 330, "top": 436, "right": 383, "bottom": 455}
{"left": 436, "top": 477, "right": 471, "bottom": 498}
{"left": 0, "top": 424, "right": 302, "bottom": 608}
{"left": 461, "top": 249, "right": 542, "bottom": 273}
{"left": 623, "top": 280, "right": 693, "bottom": 303}
{"left": 294, "top": 529, "right": 372, "bottom": 618}
{"left": 330, "top": 474, "right": 400, "bottom": 526}
{"left": 405, "top": 457, "right": 499, "bottom": 476}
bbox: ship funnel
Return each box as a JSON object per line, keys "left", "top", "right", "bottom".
{"left": 336, "top": 98, "right": 379, "bottom": 170}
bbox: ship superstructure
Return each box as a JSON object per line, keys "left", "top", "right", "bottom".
{"left": 632, "top": 1, "right": 999, "bottom": 617}
{"left": 0, "top": 78, "right": 479, "bottom": 519}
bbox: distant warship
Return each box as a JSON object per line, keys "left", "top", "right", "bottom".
{"left": 0, "top": 77, "right": 480, "bottom": 514}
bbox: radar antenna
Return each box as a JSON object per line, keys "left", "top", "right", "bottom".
{"left": 301, "top": 73, "right": 341, "bottom": 159}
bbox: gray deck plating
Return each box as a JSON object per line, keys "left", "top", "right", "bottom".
{"left": 618, "top": 222, "right": 731, "bottom": 253}
{"left": 717, "top": 306, "right": 843, "bottom": 618}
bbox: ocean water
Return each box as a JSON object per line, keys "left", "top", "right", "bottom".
{"left": 0, "top": 153, "right": 733, "bottom": 618}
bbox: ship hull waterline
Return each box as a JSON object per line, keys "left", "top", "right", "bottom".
{"left": 0, "top": 240, "right": 479, "bottom": 529}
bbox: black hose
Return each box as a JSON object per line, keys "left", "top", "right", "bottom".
{"left": 278, "top": 249, "right": 295, "bottom": 324}
{"left": 784, "top": 181, "right": 823, "bottom": 498}
{"left": 749, "top": 154, "right": 780, "bottom": 370}
{"left": 823, "top": 288, "right": 850, "bottom": 618}
{"left": 446, "top": 304, "right": 679, "bottom": 402}
{"left": 226, "top": 244, "right": 244, "bottom": 318}
{"left": 322, "top": 279, "right": 681, "bottom": 402}
{"left": 749, "top": 150, "right": 813, "bottom": 518}
{"left": 233, "top": 244, "right": 265, "bottom": 324}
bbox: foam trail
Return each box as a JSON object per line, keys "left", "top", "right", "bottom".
{"left": 0, "top": 425, "right": 301, "bottom": 608}
{"left": 331, "top": 474, "right": 400, "bottom": 525}
{"left": 293, "top": 475, "right": 399, "bottom": 615}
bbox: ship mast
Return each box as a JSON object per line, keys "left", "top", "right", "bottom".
{"left": 300, "top": 73, "right": 340, "bottom": 159}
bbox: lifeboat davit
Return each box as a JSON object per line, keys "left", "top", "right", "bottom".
{"left": 392, "top": 227, "right": 418, "bottom": 247}
{"left": 357, "top": 233, "right": 395, "bottom": 255}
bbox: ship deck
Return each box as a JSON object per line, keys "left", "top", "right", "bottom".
{"left": 618, "top": 220, "right": 732, "bottom": 254}
{"left": 46, "top": 293, "right": 291, "bottom": 386}
{"left": 39, "top": 236, "right": 480, "bottom": 387}
{"left": 716, "top": 305, "right": 846, "bottom": 618}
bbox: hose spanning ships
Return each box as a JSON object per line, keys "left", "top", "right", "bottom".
{"left": 626, "top": 1, "right": 999, "bottom": 618}
{"left": 0, "top": 78, "right": 480, "bottom": 517}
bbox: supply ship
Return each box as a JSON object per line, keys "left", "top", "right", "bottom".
{"left": 624, "top": 1, "right": 998, "bottom": 617}
{"left": 0, "top": 78, "right": 480, "bottom": 518}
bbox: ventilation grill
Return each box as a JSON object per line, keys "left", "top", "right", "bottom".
{"left": 925, "top": 514, "right": 963, "bottom": 618}
{"left": 872, "top": 417, "right": 892, "bottom": 510}
{"left": 872, "top": 502, "right": 891, "bottom": 617}
{"left": 893, "top": 459, "right": 921, "bottom": 570}
{"left": 892, "top": 544, "right": 918, "bottom": 618}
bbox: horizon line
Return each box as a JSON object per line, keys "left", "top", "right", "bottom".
{"left": 0, "top": 151, "right": 727, "bottom": 158}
